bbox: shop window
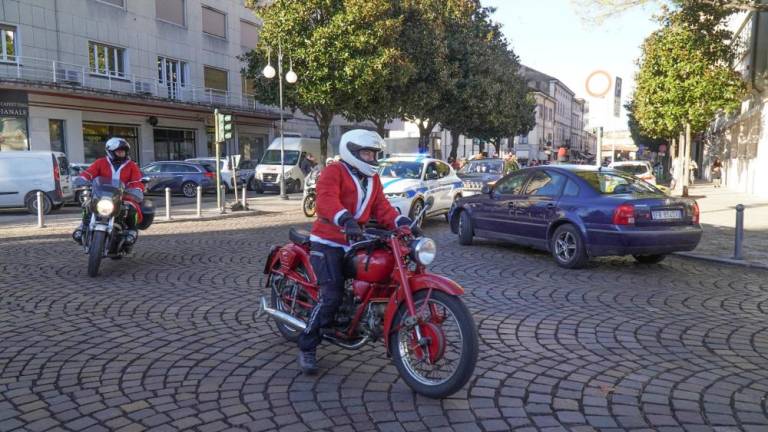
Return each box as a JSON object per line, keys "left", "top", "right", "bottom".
{"left": 82, "top": 122, "right": 139, "bottom": 163}
{"left": 154, "top": 128, "right": 196, "bottom": 161}
{"left": 49, "top": 120, "right": 66, "bottom": 154}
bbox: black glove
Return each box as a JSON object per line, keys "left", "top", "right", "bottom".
{"left": 341, "top": 215, "right": 363, "bottom": 242}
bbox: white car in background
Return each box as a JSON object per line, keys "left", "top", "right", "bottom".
{"left": 609, "top": 161, "right": 657, "bottom": 185}
{"left": 378, "top": 155, "right": 463, "bottom": 224}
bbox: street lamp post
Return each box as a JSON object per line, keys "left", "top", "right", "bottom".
{"left": 263, "top": 40, "right": 297, "bottom": 200}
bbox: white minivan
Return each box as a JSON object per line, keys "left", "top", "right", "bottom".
{"left": 254, "top": 138, "right": 322, "bottom": 194}
{"left": 0, "top": 151, "right": 74, "bottom": 214}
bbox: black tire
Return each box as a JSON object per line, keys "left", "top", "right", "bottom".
{"left": 389, "top": 290, "right": 478, "bottom": 399}
{"left": 269, "top": 264, "right": 315, "bottom": 342}
{"left": 52, "top": 203, "right": 63, "bottom": 211}
{"left": 445, "top": 194, "right": 461, "bottom": 223}
{"left": 25, "top": 192, "right": 52, "bottom": 215}
{"left": 409, "top": 199, "right": 425, "bottom": 228}
{"left": 458, "top": 210, "right": 474, "bottom": 245}
{"left": 302, "top": 194, "right": 316, "bottom": 218}
{"left": 633, "top": 254, "right": 667, "bottom": 264}
{"left": 247, "top": 177, "right": 258, "bottom": 191}
{"left": 181, "top": 181, "right": 198, "bottom": 198}
{"left": 550, "top": 224, "right": 588, "bottom": 269}
{"left": 88, "top": 230, "right": 106, "bottom": 277}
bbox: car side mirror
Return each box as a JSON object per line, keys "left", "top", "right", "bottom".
{"left": 140, "top": 176, "right": 150, "bottom": 184}
{"left": 481, "top": 184, "right": 492, "bottom": 195}
{"left": 425, "top": 195, "right": 435, "bottom": 209}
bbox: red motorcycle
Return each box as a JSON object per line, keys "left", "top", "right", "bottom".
{"left": 259, "top": 197, "right": 478, "bottom": 398}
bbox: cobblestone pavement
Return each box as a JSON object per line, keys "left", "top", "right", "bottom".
{"left": 1, "top": 213, "right": 767, "bottom": 432}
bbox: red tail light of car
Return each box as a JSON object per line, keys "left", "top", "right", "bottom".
{"left": 203, "top": 171, "right": 216, "bottom": 178}
{"left": 612, "top": 203, "right": 636, "bottom": 225}
{"left": 52, "top": 155, "right": 63, "bottom": 198}
{"left": 692, "top": 201, "right": 700, "bottom": 224}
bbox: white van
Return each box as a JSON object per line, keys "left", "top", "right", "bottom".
{"left": 0, "top": 151, "right": 73, "bottom": 214}
{"left": 254, "top": 138, "right": 322, "bottom": 193}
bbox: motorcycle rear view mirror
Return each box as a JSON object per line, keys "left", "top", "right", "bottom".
{"left": 140, "top": 176, "right": 150, "bottom": 184}
{"left": 425, "top": 196, "right": 435, "bottom": 209}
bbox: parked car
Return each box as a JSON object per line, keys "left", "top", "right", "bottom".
{"left": 0, "top": 151, "right": 72, "bottom": 214}
{"left": 378, "top": 154, "right": 463, "bottom": 224}
{"left": 448, "top": 165, "right": 702, "bottom": 268}
{"left": 457, "top": 158, "right": 516, "bottom": 196}
{"left": 141, "top": 161, "right": 218, "bottom": 198}
{"left": 185, "top": 156, "right": 244, "bottom": 191}
{"left": 609, "top": 160, "right": 656, "bottom": 185}
{"left": 236, "top": 159, "right": 259, "bottom": 191}
{"left": 69, "top": 163, "right": 91, "bottom": 204}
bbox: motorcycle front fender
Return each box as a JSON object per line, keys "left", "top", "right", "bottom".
{"left": 382, "top": 272, "right": 466, "bottom": 353}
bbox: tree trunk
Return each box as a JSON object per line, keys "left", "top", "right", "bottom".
{"left": 449, "top": 130, "right": 460, "bottom": 160}
{"left": 374, "top": 119, "right": 388, "bottom": 138}
{"left": 312, "top": 110, "right": 334, "bottom": 162}
{"left": 491, "top": 139, "right": 501, "bottom": 156}
{"left": 417, "top": 120, "right": 435, "bottom": 154}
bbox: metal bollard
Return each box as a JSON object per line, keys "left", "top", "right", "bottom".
{"left": 220, "top": 185, "right": 226, "bottom": 214}
{"left": 36, "top": 191, "right": 45, "bottom": 228}
{"left": 733, "top": 204, "right": 745, "bottom": 260}
{"left": 241, "top": 186, "right": 247, "bottom": 209}
{"left": 165, "top": 187, "right": 171, "bottom": 220}
{"left": 196, "top": 186, "right": 202, "bottom": 218}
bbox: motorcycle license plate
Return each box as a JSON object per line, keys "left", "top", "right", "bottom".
{"left": 652, "top": 210, "right": 682, "bottom": 220}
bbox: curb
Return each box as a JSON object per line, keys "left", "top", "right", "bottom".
{"left": 674, "top": 252, "right": 768, "bottom": 270}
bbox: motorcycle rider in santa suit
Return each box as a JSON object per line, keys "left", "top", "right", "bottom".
{"left": 298, "top": 129, "right": 420, "bottom": 374}
{"left": 72, "top": 137, "right": 145, "bottom": 246}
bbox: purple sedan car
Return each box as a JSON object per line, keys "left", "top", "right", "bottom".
{"left": 448, "top": 165, "right": 702, "bottom": 268}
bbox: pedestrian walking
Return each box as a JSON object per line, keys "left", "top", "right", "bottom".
{"left": 711, "top": 157, "right": 722, "bottom": 188}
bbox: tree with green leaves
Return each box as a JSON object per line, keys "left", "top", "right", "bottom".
{"left": 625, "top": 98, "right": 666, "bottom": 152}
{"left": 241, "top": 0, "right": 404, "bottom": 161}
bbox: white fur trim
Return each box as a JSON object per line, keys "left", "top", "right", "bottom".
{"left": 309, "top": 234, "right": 350, "bottom": 251}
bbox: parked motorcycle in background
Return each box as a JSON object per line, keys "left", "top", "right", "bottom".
{"left": 302, "top": 166, "right": 320, "bottom": 218}
{"left": 260, "top": 196, "right": 479, "bottom": 398}
{"left": 74, "top": 176, "right": 154, "bottom": 277}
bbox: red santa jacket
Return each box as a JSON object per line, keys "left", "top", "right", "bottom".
{"left": 80, "top": 157, "right": 145, "bottom": 192}
{"left": 310, "top": 162, "right": 406, "bottom": 249}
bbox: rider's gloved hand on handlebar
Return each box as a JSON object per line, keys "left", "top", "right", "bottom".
{"left": 340, "top": 215, "right": 363, "bottom": 242}
{"left": 72, "top": 177, "right": 91, "bottom": 189}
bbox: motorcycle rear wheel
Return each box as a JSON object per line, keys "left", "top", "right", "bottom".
{"left": 88, "top": 230, "right": 106, "bottom": 277}
{"left": 389, "top": 290, "right": 478, "bottom": 399}
{"left": 302, "top": 194, "right": 316, "bottom": 217}
{"left": 270, "top": 264, "right": 315, "bottom": 341}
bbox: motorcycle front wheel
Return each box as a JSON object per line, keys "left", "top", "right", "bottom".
{"left": 389, "top": 290, "right": 478, "bottom": 399}
{"left": 88, "top": 230, "right": 106, "bottom": 277}
{"left": 302, "top": 193, "right": 316, "bottom": 218}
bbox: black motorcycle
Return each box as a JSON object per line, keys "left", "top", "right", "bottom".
{"left": 76, "top": 176, "right": 154, "bottom": 277}
{"left": 302, "top": 166, "right": 320, "bottom": 218}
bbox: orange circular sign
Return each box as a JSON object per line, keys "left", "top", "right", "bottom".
{"left": 585, "top": 70, "right": 612, "bottom": 98}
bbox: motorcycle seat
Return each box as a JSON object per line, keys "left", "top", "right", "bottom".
{"left": 289, "top": 228, "right": 311, "bottom": 245}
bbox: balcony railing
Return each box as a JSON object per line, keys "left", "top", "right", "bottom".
{"left": 0, "top": 56, "right": 266, "bottom": 112}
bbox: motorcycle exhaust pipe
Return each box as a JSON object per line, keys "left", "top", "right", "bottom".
{"left": 259, "top": 297, "right": 307, "bottom": 331}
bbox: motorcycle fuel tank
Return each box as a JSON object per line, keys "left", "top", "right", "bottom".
{"left": 345, "top": 249, "right": 395, "bottom": 283}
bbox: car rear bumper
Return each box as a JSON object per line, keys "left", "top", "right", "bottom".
{"left": 586, "top": 225, "right": 703, "bottom": 256}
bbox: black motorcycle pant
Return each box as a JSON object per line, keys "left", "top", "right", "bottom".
{"left": 298, "top": 242, "right": 346, "bottom": 352}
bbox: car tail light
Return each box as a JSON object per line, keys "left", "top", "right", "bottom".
{"left": 692, "top": 201, "right": 700, "bottom": 224}
{"left": 612, "top": 203, "right": 636, "bottom": 225}
{"left": 203, "top": 171, "right": 215, "bottom": 178}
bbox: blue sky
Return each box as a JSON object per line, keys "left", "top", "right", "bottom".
{"left": 483, "top": 0, "right": 660, "bottom": 130}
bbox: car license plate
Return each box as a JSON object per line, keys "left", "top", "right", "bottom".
{"left": 652, "top": 210, "right": 682, "bottom": 220}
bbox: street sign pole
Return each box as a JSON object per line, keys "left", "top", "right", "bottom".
{"left": 214, "top": 109, "right": 222, "bottom": 213}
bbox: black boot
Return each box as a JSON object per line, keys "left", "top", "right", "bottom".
{"left": 297, "top": 349, "right": 318, "bottom": 375}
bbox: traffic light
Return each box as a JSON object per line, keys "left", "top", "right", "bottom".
{"left": 214, "top": 109, "right": 234, "bottom": 143}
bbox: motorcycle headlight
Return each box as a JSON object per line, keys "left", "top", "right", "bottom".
{"left": 96, "top": 198, "right": 114, "bottom": 216}
{"left": 411, "top": 237, "right": 437, "bottom": 266}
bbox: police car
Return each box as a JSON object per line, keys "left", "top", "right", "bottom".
{"left": 378, "top": 154, "right": 464, "bottom": 224}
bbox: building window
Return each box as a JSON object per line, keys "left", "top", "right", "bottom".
{"left": 83, "top": 123, "right": 139, "bottom": 163}
{"left": 158, "top": 56, "right": 188, "bottom": 100}
{"left": 241, "top": 74, "right": 256, "bottom": 95}
{"left": 1, "top": 24, "right": 17, "bottom": 63}
{"left": 95, "top": 0, "right": 125, "bottom": 8}
{"left": 202, "top": 6, "right": 226, "bottom": 39}
{"left": 154, "top": 129, "right": 196, "bottom": 161}
{"left": 240, "top": 20, "right": 259, "bottom": 49}
{"left": 88, "top": 41, "right": 126, "bottom": 78}
{"left": 204, "top": 66, "right": 228, "bottom": 91}
{"left": 156, "top": 0, "right": 185, "bottom": 27}
{"left": 49, "top": 120, "right": 66, "bottom": 154}
{"left": 238, "top": 134, "right": 267, "bottom": 161}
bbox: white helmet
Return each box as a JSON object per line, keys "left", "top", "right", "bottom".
{"left": 339, "top": 129, "right": 384, "bottom": 177}
{"left": 105, "top": 137, "right": 130, "bottom": 163}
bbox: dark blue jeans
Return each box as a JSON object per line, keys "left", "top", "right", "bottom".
{"left": 298, "top": 242, "right": 346, "bottom": 352}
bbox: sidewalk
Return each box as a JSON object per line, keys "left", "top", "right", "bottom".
{"left": 0, "top": 192, "right": 303, "bottom": 230}
{"left": 677, "top": 183, "right": 768, "bottom": 269}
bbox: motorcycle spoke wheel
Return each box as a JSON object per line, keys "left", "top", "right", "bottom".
{"left": 270, "top": 265, "right": 315, "bottom": 341}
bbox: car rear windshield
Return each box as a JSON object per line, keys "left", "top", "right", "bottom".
{"left": 613, "top": 164, "right": 650, "bottom": 175}
{"left": 577, "top": 171, "right": 659, "bottom": 194}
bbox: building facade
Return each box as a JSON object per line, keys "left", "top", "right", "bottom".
{"left": 0, "top": 0, "right": 372, "bottom": 164}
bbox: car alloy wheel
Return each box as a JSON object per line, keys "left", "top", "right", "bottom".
{"left": 554, "top": 231, "right": 577, "bottom": 263}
